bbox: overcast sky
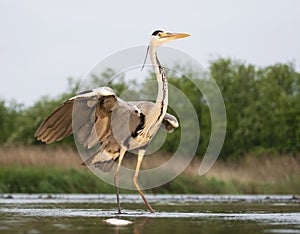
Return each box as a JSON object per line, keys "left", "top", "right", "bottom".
{"left": 0, "top": 0, "right": 299, "bottom": 106}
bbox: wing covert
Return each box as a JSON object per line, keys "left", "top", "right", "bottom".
{"left": 34, "top": 87, "right": 116, "bottom": 145}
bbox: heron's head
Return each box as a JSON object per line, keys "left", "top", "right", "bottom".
{"left": 150, "top": 30, "right": 190, "bottom": 46}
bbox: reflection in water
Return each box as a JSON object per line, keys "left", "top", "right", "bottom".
{"left": 133, "top": 218, "right": 151, "bottom": 234}
{"left": 0, "top": 194, "right": 299, "bottom": 234}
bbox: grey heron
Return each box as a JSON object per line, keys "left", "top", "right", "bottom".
{"left": 34, "top": 30, "right": 190, "bottom": 213}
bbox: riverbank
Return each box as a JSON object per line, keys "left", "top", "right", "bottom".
{"left": 0, "top": 146, "right": 299, "bottom": 194}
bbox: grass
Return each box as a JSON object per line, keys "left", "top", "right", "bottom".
{"left": 0, "top": 146, "right": 299, "bottom": 194}
{"left": 0, "top": 166, "right": 117, "bottom": 194}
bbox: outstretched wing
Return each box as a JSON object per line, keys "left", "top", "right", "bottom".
{"left": 34, "top": 87, "right": 144, "bottom": 171}
{"left": 34, "top": 87, "right": 117, "bottom": 146}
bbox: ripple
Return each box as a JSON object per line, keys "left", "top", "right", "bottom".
{"left": 1, "top": 206, "right": 299, "bottom": 225}
{"left": 1, "top": 194, "right": 299, "bottom": 204}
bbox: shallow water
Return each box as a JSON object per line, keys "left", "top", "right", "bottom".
{"left": 0, "top": 194, "right": 300, "bottom": 233}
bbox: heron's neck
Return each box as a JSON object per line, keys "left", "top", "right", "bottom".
{"left": 149, "top": 44, "right": 168, "bottom": 124}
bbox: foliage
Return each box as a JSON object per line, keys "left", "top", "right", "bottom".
{"left": 0, "top": 78, "right": 80, "bottom": 146}
{"left": 210, "top": 59, "right": 300, "bottom": 157}
{"left": 0, "top": 60, "right": 299, "bottom": 158}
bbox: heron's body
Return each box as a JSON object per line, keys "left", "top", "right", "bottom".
{"left": 34, "top": 30, "right": 190, "bottom": 213}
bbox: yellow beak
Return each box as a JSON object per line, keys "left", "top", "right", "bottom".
{"left": 160, "top": 32, "right": 191, "bottom": 40}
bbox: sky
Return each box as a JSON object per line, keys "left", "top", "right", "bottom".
{"left": 0, "top": 0, "right": 299, "bottom": 106}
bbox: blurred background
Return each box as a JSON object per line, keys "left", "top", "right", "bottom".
{"left": 0, "top": 0, "right": 299, "bottom": 195}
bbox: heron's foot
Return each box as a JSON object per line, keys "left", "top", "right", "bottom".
{"left": 117, "top": 204, "right": 122, "bottom": 214}
{"left": 147, "top": 205, "right": 155, "bottom": 213}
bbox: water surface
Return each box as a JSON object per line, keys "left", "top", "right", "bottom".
{"left": 1, "top": 194, "right": 300, "bottom": 233}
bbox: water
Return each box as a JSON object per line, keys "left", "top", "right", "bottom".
{"left": 0, "top": 194, "right": 300, "bottom": 233}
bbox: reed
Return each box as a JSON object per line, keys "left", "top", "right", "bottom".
{"left": 0, "top": 145, "right": 81, "bottom": 168}
{"left": 0, "top": 146, "right": 299, "bottom": 194}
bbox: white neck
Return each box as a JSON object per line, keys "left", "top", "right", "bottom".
{"left": 149, "top": 44, "right": 168, "bottom": 124}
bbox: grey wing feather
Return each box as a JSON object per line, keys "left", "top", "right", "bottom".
{"left": 34, "top": 87, "right": 116, "bottom": 146}
{"left": 34, "top": 100, "right": 74, "bottom": 144}
{"left": 34, "top": 87, "right": 144, "bottom": 172}
{"left": 81, "top": 98, "right": 143, "bottom": 169}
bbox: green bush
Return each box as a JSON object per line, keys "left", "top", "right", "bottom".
{"left": 0, "top": 60, "right": 299, "bottom": 158}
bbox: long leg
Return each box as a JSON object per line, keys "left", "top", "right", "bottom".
{"left": 115, "top": 148, "right": 126, "bottom": 214}
{"left": 133, "top": 149, "right": 154, "bottom": 213}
